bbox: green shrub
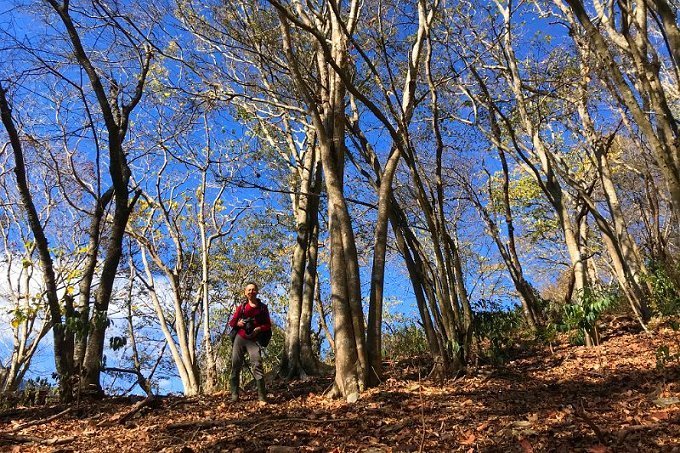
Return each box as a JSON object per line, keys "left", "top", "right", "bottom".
{"left": 382, "top": 321, "right": 429, "bottom": 360}
{"left": 560, "top": 286, "right": 616, "bottom": 345}
{"left": 473, "top": 308, "right": 524, "bottom": 364}
{"left": 0, "top": 377, "right": 53, "bottom": 409}
{"left": 643, "top": 263, "right": 680, "bottom": 317}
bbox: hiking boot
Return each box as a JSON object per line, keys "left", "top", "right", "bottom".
{"left": 230, "top": 375, "right": 240, "bottom": 402}
{"left": 255, "top": 379, "right": 267, "bottom": 403}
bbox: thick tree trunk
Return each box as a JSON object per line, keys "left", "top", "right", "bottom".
{"left": 323, "top": 139, "right": 365, "bottom": 400}
{"left": 276, "top": 0, "right": 366, "bottom": 400}
{"left": 282, "top": 150, "right": 323, "bottom": 379}
{"left": 82, "top": 192, "right": 133, "bottom": 391}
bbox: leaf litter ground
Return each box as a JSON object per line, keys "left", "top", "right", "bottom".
{"left": 1, "top": 319, "right": 679, "bottom": 452}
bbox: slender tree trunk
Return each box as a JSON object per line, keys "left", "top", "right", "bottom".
{"left": 200, "top": 230, "right": 217, "bottom": 393}
{"left": 390, "top": 205, "right": 448, "bottom": 377}
{"left": 558, "top": 0, "right": 680, "bottom": 221}
{"left": 74, "top": 188, "right": 114, "bottom": 370}
{"left": 1, "top": 85, "right": 74, "bottom": 401}
{"left": 138, "top": 249, "right": 200, "bottom": 395}
{"left": 299, "top": 163, "right": 324, "bottom": 375}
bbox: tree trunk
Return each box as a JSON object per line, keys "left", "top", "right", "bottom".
{"left": 74, "top": 188, "right": 114, "bottom": 371}
{"left": 82, "top": 192, "right": 133, "bottom": 391}
{"left": 559, "top": 0, "right": 680, "bottom": 222}
{"left": 138, "top": 249, "right": 200, "bottom": 396}
{"left": 0, "top": 85, "right": 75, "bottom": 401}
{"left": 46, "top": 0, "right": 151, "bottom": 393}
{"left": 282, "top": 147, "right": 323, "bottom": 379}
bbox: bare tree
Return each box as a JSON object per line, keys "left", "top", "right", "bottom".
{"left": 554, "top": 0, "right": 680, "bottom": 224}
{"left": 127, "top": 108, "right": 244, "bottom": 395}
{"left": 1, "top": 84, "right": 78, "bottom": 398}
{"left": 0, "top": 154, "right": 52, "bottom": 392}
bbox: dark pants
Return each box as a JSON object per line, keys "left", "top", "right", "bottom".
{"left": 231, "top": 334, "right": 264, "bottom": 381}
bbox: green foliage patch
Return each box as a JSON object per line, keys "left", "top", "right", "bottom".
{"left": 643, "top": 263, "right": 680, "bottom": 317}
{"left": 560, "top": 287, "right": 617, "bottom": 345}
{"left": 382, "top": 321, "right": 429, "bottom": 360}
{"left": 473, "top": 308, "right": 524, "bottom": 365}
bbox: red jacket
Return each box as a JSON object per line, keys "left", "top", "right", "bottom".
{"left": 228, "top": 300, "right": 271, "bottom": 340}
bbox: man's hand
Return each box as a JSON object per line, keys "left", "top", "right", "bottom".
{"left": 237, "top": 319, "right": 245, "bottom": 328}
{"left": 246, "top": 327, "right": 261, "bottom": 339}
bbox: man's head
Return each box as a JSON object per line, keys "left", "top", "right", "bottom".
{"left": 244, "top": 282, "right": 259, "bottom": 302}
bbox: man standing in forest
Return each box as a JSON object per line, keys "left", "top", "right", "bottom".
{"left": 229, "top": 282, "right": 272, "bottom": 402}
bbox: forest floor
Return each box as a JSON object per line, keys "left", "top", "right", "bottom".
{"left": 1, "top": 317, "right": 679, "bottom": 452}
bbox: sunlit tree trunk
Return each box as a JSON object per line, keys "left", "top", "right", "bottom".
{"left": 282, "top": 140, "right": 324, "bottom": 379}
{"left": 275, "top": 1, "right": 367, "bottom": 399}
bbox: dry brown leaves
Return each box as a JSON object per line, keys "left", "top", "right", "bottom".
{"left": 1, "top": 321, "right": 679, "bottom": 452}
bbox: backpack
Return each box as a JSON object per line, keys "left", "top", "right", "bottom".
{"left": 255, "top": 303, "right": 273, "bottom": 348}
{"left": 228, "top": 303, "right": 245, "bottom": 343}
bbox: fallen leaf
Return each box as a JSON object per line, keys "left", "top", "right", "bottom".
{"left": 459, "top": 431, "right": 476, "bottom": 445}
{"left": 268, "top": 447, "right": 296, "bottom": 453}
{"left": 652, "top": 397, "right": 680, "bottom": 407}
{"left": 476, "top": 421, "right": 489, "bottom": 431}
{"left": 649, "top": 410, "right": 671, "bottom": 421}
{"left": 519, "top": 438, "right": 534, "bottom": 453}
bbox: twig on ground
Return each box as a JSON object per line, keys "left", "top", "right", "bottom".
{"left": 0, "top": 433, "right": 76, "bottom": 446}
{"left": 168, "top": 396, "right": 199, "bottom": 408}
{"left": 575, "top": 399, "right": 608, "bottom": 445}
{"left": 247, "top": 417, "right": 357, "bottom": 433}
{"left": 418, "top": 371, "right": 426, "bottom": 453}
{"left": 167, "top": 419, "right": 237, "bottom": 430}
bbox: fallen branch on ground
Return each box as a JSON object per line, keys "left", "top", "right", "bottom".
{"left": 167, "top": 416, "right": 357, "bottom": 433}
{"left": 97, "top": 396, "right": 157, "bottom": 427}
{"left": 167, "top": 419, "right": 238, "bottom": 430}
{"left": 0, "top": 433, "right": 76, "bottom": 446}
{"left": 247, "top": 417, "right": 357, "bottom": 433}
{"left": 8, "top": 407, "right": 73, "bottom": 432}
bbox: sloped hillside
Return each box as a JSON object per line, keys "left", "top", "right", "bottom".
{"left": 1, "top": 321, "right": 678, "bottom": 452}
